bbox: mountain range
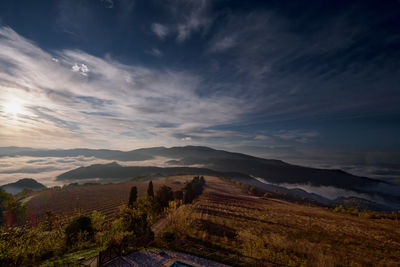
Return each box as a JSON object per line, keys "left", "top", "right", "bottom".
{"left": 1, "top": 146, "right": 399, "bottom": 209}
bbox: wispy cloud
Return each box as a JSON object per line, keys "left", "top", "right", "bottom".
{"left": 173, "top": 0, "right": 212, "bottom": 42}
{"left": 151, "top": 0, "right": 213, "bottom": 42}
{"left": 148, "top": 48, "right": 163, "bottom": 57}
{"left": 274, "top": 130, "right": 319, "bottom": 143}
{"left": 151, "top": 23, "right": 169, "bottom": 39}
{"left": 0, "top": 26, "right": 255, "bottom": 149}
{"left": 101, "top": 0, "right": 114, "bottom": 9}
{"left": 210, "top": 36, "right": 236, "bottom": 52}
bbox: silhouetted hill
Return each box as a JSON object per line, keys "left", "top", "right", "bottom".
{"left": 3, "top": 146, "right": 400, "bottom": 207}
{"left": 56, "top": 162, "right": 251, "bottom": 182}
{"left": 0, "top": 178, "right": 46, "bottom": 195}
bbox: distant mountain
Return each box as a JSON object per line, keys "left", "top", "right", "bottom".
{"left": 3, "top": 145, "right": 400, "bottom": 207}
{"left": 57, "top": 162, "right": 251, "bottom": 182}
{"left": 56, "top": 162, "right": 335, "bottom": 204}
{"left": 0, "top": 178, "right": 46, "bottom": 195}
{"left": 0, "top": 147, "right": 152, "bottom": 161}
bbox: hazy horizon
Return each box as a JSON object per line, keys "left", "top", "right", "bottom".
{"left": 1, "top": 1, "right": 400, "bottom": 189}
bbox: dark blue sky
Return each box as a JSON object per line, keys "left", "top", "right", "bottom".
{"left": 0, "top": 0, "right": 399, "bottom": 181}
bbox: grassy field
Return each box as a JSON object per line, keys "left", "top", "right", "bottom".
{"left": 26, "top": 177, "right": 185, "bottom": 224}
{"left": 24, "top": 175, "right": 400, "bottom": 266}
{"left": 155, "top": 176, "right": 400, "bottom": 266}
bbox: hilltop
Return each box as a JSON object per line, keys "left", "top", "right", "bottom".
{"left": 0, "top": 178, "right": 46, "bottom": 195}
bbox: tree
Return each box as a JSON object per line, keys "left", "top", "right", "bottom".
{"left": 147, "top": 181, "right": 154, "bottom": 198}
{"left": 117, "top": 205, "right": 151, "bottom": 236}
{"left": 65, "top": 215, "right": 94, "bottom": 246}
{"left": 156, "top": 185, "right": 174, "bottom": 207}
{"left": 128, "top": 186, "right": 138, "bottom": 207}
{"left": 199, "top": 176, "right": 205, "bottom": 185}
{"left": 173, "top": 190, "right": 183, "bottom": 201}
{"left": 183, "top": 176, "right": 206, "bottom": 204}
{"left": 91, "top": 210, "right": 106, "bottom": 232}
{"left": 0, "top": 189, "right": 11, "bottom": 226}
{"left": 4, "top": 198, "right": 26, "bottom": 227}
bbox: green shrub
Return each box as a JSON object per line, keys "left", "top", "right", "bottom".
{"left": 161, "top": 230, "right": 175, "bottom": 242}
{"left": 65, "top": 215, "right": 94, "bottom": 247}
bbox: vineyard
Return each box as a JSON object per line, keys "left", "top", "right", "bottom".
{"left": 26, "top": 177, "right": 187, "bottom": 224}
{"left": 22, "top": 175, "right": 400, "bottom": 266}
{"left": 157, "top": 176, "right": 400, "bottom": 266}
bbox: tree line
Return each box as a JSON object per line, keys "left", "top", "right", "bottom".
{"left": 0, "top": 176, "right": 206, "bottom": 265}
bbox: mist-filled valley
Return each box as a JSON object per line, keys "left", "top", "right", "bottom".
{"left": 1, "top": 0, "right": 400, "bottom": 266}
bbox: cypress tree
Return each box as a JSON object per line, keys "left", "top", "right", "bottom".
{"left": 147, "top": 180, "right": 154, "bottom": 198}
{"left": 128, "top": 186, "right": 137, "bottom": 207}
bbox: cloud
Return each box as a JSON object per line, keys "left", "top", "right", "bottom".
{"left": 0, "top": 155, "right": 178, "bottom": 187}
{"left": 148, "top": 48, "right": 163, "bottom": 57}
{"left": 151, "top": 23, "right": 169, "bottom": 39}
{"left": 210, "top": 36, "right": 236, "bottom": 52}
{"left": 101, "top": 0, "right": 114, "bottom": 9}
{"left": 0, "top": 26, "right": 256, "bottom": 149}
{"left": 254, "top": 135, "right": 271, "bottom": 141}
{"left": 274, "top": 130, "right": 319, "bottom": 143}
{"left": 152, "top": 0, "right": 213, "bottom": 42}
{"left": 174, "top": 0, "right": 212, "bottom": 42}
{"left": 207, "top": 8, "right": 400, "bottom": 123}
{"left": 181, "top": 137, "right": 192, "bottom": 141}
{"left": 56, "top": 0, "right": 95, "bottom": 38}
{"left": 71, "top": 63, "right": 90, "bottom": 76}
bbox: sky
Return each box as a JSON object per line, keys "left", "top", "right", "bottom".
{"left": 0, "top": 0, "right": 400, "bottom": 181}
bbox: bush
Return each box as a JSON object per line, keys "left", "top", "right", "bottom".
{"left": 117, "top": 205, "right": 151, "bottom": 236}
{"left": 173, "top": 190, "right": 184, "bottom": 201}
{"left": 91, "top": 210, "right": 106, "bottom": 232}
{"left": 161, "top": 230, "right": 175, "bottom": 242}
{"left": 156, "top": 185, "right": 174, "bottom": 207}
{"left": 65, "top": 215, "right": 94, "bottom": 247}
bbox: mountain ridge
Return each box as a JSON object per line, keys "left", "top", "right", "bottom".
{"left": 0, "top": 178, "right": 46, "bottom": 195}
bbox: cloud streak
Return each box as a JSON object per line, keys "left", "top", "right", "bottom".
{"left": 0, "top": 26, "right": 256, "bottom": 149}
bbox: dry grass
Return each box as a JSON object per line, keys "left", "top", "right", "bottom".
{"left": 158, "top": 176, "right": 400, "bottom": 267}
{"left": 25, "top": 175, "right": 400, "bottom": 266}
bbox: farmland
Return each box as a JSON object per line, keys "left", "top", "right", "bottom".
{"left": 26, "top": 177, "right": 186, "bottom": 224}
{"left": 22, "top": 175, "right": 400, "bottom": 266}
{"left": 156, "top": 176, "right": 400, "bottom": 266}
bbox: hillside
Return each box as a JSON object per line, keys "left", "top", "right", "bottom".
{"left": 3, "top": 145, "right": 400, "bottom": 208}
{"left": 24, "top": 176, "right": 400, "bottom": 266}
{"left": 26, "top": 177, "right": 189, "bottom": 223}
{"left": 154, "top": 176, "right": 400, "bottom": 266}
{"left": 2, "top": 145, "right": 394, "bottom": 191}
{"left": 0, "top": 178, "right": 46, "bottom": 195}
{"left": 56, "top": 162, "right": 250, "bottom": 182}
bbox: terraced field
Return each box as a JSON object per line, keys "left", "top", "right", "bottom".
{"left": 26, "top": 177, "right": 188, "bottom": 224}
{"left": 24, "top": 175, "right": 400, "bottom": 266}
{"left": 158, "top": 176, "right": 400, "bottom": 266}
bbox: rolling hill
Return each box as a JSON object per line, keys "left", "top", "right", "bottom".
{"left": 2, "top": 145, "right": 400, "bottom": 208}
{"left": 0, "top": 178, "right": 46, "bottom": 194}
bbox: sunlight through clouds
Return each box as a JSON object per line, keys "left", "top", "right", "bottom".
{"left": 0, "top": 26, "right": 254, "bottom": 149}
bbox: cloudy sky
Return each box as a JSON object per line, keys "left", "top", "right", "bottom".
{"left": 0, "top": 0, "right": 399, "bottom": 180}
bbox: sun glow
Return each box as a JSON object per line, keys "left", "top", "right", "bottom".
{"left": 4, "top": 102, "right": 24, "bottom": 116}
